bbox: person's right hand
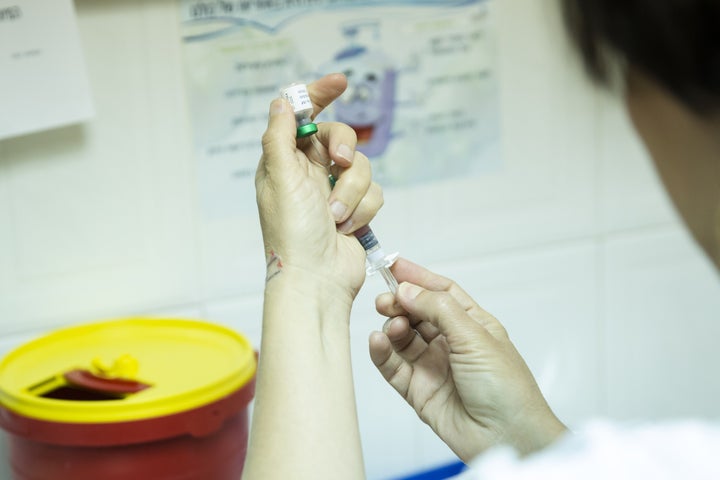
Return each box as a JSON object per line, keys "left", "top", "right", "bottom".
{"left": 370, "top": 258, "right": 567, "bottom": 462}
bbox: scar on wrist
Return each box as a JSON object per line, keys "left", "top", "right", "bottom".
{"left": 266, "top": 249, "right": 283, "bottom": 282}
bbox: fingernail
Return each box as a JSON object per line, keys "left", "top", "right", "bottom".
{"left": 330, "top": 201, "right": 347, "bottom": 222}
{"left": 269, "top": 98, "right": 285, "bottom": 116}
{"left": 399, "top": 282, "right": 422, "bottom": 300}
{"left": 336, "top": 144, "right": 354, "bottom": 163}
{"left": 382, "top": 318, "right": 393, "bottom": 333}
{"left": 337, "top": 217, "right": 354, "bottom": 233}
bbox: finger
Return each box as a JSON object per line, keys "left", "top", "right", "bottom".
{"left": 376, "top": 294, "right": 442, "bottom": 343}
{"left": 307, "top": 73, "right": 348, "bottom": 119}
{"left": 376, "top": 292, "right": 405, "bottom": 318}
{"left": 369, "top": 331, "right": 412, "bottom": 398}
{"left": 390, "top": 257, "right": 456, "bottom": 291}
{"left": 383, "top": 316, "right": 417, "bottom": 345}
{"left": 336, "top": 180, "right": 382, "bottom": 234}
{"left": 376, "top": 262, "right": 458, "bottom": 317}
{"left": 395, "top": 282, "right": 495, "bottom": 353}
{"left": 383, "top": 317, "right": 434, "bottom": 364}
{"left": 408, "top": 317, "right": 443, "bottom": 344}
{"left": 391, "top": 258, "right": 505, "bottom": 336}
{"left": 259, "top": 98, "right": 301, "bottom": 182}
{"left": 327, "top": 150, "right": 372, "bottom": 225}
{"left": 383, "top": 308, "right": 441, "bottom": 344}
{"left": 310, "top": 121, "right": 358, "bottom": 168}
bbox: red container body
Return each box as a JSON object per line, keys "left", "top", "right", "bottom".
{"left": 0, "top": 379, "right": 254, "bottom": 480}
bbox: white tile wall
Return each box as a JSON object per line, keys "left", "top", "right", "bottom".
{"left": 604, "top": 226, "right": 720, "bottom": 420}
{"left": 0, "top": 0, "right": 200, "bottom": 334}
{"left": 0, "top": 0, "right": 719, "bottom": 479}
{"left": 203, "top": 296, "right": 264, "bottom": 351}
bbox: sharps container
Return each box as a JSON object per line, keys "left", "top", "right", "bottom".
{"left": 0, "top": 318, "right": 257, "bottom": 480}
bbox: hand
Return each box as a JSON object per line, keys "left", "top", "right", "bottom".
{"left": 256, "top": 74, "right": 383, "bottom": 299}
{"left": 370, "top": 258, "right": 567, "bottom": 462}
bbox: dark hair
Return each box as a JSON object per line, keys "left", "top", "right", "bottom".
{"left": 561, "top": 0, "right": 720, "bottom": 114}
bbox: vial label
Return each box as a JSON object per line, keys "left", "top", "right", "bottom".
{"left": 281, "top": 84, "right": 313, "bottom": 114}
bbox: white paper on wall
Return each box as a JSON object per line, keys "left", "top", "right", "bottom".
{"left": 179, "top": 0, "right": 501, "bottom": 218}
{"left": 0, "top": 0, "right": 94, "bottom": 141}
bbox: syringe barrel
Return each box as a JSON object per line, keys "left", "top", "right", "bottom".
{"left": 354, "top": 225, "right": 379, "bottom": 252}
{"left": 354, "top": 225, "right": 393, "bottom": 271}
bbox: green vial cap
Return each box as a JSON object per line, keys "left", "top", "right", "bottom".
{"left": 296, "top": 123, "right": 318, "bottom": 138}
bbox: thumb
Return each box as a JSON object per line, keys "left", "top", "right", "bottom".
{"left": 260, "top": 98, "right": 300, "bottom": 179}
{"left": 395, "top": 282, "right": 493, "bottom": 351}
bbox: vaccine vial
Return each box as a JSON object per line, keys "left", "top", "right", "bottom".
{"left": 280, "top": 83, "right": 318, "bottom": 138}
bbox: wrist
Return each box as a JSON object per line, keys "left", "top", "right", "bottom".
{"left": 508, "top": 405, "right": 568, "bottom": 456}
{"left": 265, "top": 265, "right": 354, "bottom": 310}
{"left": 264, "top": 242, "right": 362, "bottom": 301}
{"left": 262, "top": 266, "right": 355, "bottom": 339}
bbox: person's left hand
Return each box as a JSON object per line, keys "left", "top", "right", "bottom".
{"left": 370, "top": 258, "right": 567, "bottom": 461}
{"left": 256, "top": 74, "right": 383, "bottom": 300}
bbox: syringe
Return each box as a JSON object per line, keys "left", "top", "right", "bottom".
{"left": 280, "top": 82, "right": 400, "bottom": 293}
{"left": 328, "top": 173, "right": 399, "bottom": 293}
{"left": 353, "top": 225, "right": 399, "bottom": 294}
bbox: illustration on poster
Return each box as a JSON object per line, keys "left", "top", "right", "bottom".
{"left": 322, "top": 20, "right": 397, "bottom": 158}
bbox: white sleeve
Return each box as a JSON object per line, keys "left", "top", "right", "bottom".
{"left": 452, "top": 419, "right": 720, "bottom": 480}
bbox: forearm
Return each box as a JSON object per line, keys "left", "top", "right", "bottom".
{"left": 243, "top": 272, "right": 365, "bottom": 480}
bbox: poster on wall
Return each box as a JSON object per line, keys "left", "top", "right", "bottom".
{"left": 0, "top": 0, "right": 94, "bottom": 140}
{"left": 179, "top": 0, "right": 500, "bottom": 217}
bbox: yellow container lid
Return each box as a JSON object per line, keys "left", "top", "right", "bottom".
{"left": 0, "top": 318, "right": 256, "bottom": 424}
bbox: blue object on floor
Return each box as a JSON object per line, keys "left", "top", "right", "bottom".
{"left": 393, "top": 460, "right": 466, "bottom": 480}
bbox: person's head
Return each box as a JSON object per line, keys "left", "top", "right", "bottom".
{"left": 561, "top": 0, "right": 720, "bottom": 268}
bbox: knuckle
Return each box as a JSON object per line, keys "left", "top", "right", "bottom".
{"left": 350, "top": 193, "right": 382, "bottom": 225}
{"left": 322, "top": 122, "right": 357, "bottom": 145}
{"left": 370, "top": 182, "right": 385, "bottom": 208}
{"left": 340, "top": 171, "right": 364, "bottom": 194}
{"left": 364, "top": 192, "right": 383, "bottom": 217}
{"left": 431, "top": 291, "right": 456, "bottom": 314}
{"left": 396, "top": 333, "right": 417, "bottom": 354}
{"left": 338, "top": 122, "right": 358, "bottom": 143}
{"left": 497, "top": 326, "right": 510, "bottom": 340}
{"left": 490, "top": 320, "right": 510, "bottom": 340}
{"left": 261, "top": 130, "right": 276, "bottom": 151}
{"left": 354, "top": 151, "right": 371, "bottom": 171}
{"left": 386, "top": 360, "right": 404, "bottom": 383}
